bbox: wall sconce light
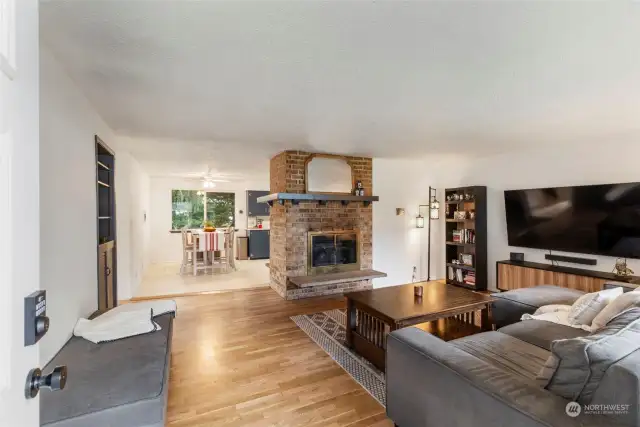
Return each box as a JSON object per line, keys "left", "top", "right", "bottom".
{"left": 396, "top": 208, "right": 406, "bottom": 216}
{"left": 416, "top": 214, "right": 425, "bottom": 228}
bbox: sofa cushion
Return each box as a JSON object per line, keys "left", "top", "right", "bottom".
{"left": 491, "top": 285, "right": 585, "bottom": 328}
{"left": 494, "top": 285, "right": 585, "bottom": 307}
{"left": 450, "top": 331, "right": 549, "bottom": 381}
{"left": 41, "top": 313, "right": 173, "bottom": 427}
{"left": 538, "top": 307, "right": 640, "bottom": 404}
{"left": 499, "top": 319, "right": 589, "bottom": 350}
{"left": 589, "top": 348, "right": 640, "bottom": 426}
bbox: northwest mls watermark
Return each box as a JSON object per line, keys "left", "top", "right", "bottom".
{"left": 566, "top": 402, "right": 631, "bottom": 417}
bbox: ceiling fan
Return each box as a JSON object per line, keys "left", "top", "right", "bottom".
{"left": 172, "top": 166, "right": 237, "bottom": 189}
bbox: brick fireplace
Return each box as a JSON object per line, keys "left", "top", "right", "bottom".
{"left": 264, "top": 151, "right": 385, "bottom": 300}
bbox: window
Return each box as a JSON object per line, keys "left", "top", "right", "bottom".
{"left": 171, "top": 190, "right": 235, "bottom": 229}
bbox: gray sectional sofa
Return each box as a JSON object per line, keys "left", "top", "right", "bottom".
{"left": 41, "top": 313, "right": 174, "bottom": 427}
{"left": 386, "top": 284, "right": 639, "bottom": 427}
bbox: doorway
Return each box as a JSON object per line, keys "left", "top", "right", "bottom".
{"left": 95, "top": 136, "right": 117, "bottom": 311}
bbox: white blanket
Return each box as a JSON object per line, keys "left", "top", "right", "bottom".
{"left": 521, "top": 304, "right": 592, "bottom": 332}
{"left": 74, "top": 300, "right": 177, "bottom": 344}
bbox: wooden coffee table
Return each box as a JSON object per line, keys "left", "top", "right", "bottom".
{"left": 344, "top": 281, "right": 494, "bottom": 372}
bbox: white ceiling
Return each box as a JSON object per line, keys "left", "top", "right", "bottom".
{"left": 40, "top": 1, "right": 640, "bottom": 176}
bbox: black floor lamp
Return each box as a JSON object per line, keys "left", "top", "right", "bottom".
{"left": 417, "top": 187, "right": 439, "bottom": 281}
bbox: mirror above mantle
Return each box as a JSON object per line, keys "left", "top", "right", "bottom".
{"left": 306, "top": 155, "right": 352, "bottom": 194}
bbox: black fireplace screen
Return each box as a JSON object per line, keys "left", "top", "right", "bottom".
{"left": 310, "top": 232, "right": 358, "bottom": 268}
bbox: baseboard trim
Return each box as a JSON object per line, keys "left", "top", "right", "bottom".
{"left": 126, "top": 285, "right": 270, "bottom": 302}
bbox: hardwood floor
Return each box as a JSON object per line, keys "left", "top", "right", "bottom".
{"left": 166, "top": 288, "right": 393, "bottom": 427}
{"left": 133, "top": 260, "right": 270, "bottom": 300}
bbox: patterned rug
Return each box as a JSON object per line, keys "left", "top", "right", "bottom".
{"left": 291, "top": 309, "right": 386, "bottom": 406}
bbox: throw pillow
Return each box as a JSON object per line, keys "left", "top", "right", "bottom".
{"left": 537, "top": 307, "right": 640, "bottom": 404}
{"left": 591, "top": 290, "right": 640, "bottom": 331}
{"left": 567, "top": 287, "right": 623, "bottom": 327}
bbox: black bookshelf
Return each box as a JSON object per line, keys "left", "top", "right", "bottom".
{"left": 96, "top": 136, "right": 117, "bottom": 311}
{"left": 444, "top": 186, "right": 487, "bottom": 291}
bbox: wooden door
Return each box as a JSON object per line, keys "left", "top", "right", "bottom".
{"left": 97, "top": 249, "right": 107, "bottom": 311}
{"left": 105, "top": 248, "right": 114, "bottom": 308}
{"left": 553, "top": 272, "right": 606, "bottom": 293}
{"left": 498, "top": 264, "right": 530, "bottom": 290}
{"left": 497, "top": 263, "right": 512, "bottom": 290}
{"left": 498, "top": 263, "right": 613, "bottom": 293}
{"left": 499, "top": 263, "right": 557, "bottom": 290}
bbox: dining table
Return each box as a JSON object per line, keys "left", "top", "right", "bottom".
{"left": 189, "top": 229, "right": 233, "bottom": 275}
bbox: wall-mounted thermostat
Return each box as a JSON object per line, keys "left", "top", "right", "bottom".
{"left": 25, "top": 290, "right": 49, "bottom": 346}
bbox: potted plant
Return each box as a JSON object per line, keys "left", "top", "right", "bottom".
{"left": 203, "top": 220, "right": 216, "bottom": 232}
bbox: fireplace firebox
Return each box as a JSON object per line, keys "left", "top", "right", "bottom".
{"left": 308, "top": 230, "right": 360, "bottom": 275}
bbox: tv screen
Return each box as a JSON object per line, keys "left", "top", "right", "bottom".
{"left": 504, "top": 183, "right": 640, "bottom": 259}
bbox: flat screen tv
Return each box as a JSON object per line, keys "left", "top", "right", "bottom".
{"left": 504, "top": 182, "right": 640, "bottom": 259}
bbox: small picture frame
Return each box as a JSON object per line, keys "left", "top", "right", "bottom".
{"left": 454, "top": 210, "right": 467, "bottom": 220}
{"left": 459, "top": 253, "right": 474, "bottom": 266}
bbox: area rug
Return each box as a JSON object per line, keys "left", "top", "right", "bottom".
{"left": 291, "top": 309, "right": 386, "bottom": 406}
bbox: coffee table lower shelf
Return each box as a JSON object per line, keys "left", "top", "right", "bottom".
{"left": 345, "top": 297, "right": 492, "bottom": 372}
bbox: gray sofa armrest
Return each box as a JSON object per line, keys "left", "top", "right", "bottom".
{"left": 604, "top": 282, "right": 638, "bottom": 293}
{"left": 386, "top": 328, "right": 624, "bottom": 427}
{"left": 491, "top": 296, "right": 540, "bottom": 328}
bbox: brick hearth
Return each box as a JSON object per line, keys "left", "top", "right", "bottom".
{"left": 268, "top": 151, "right": 374, "bottom": 299}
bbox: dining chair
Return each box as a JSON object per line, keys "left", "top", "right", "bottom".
{"left": 180, "top": 229, "right": 195, "bottom": 274}
{"left": 210, "top": 229, "right": 231, "bottom": 273}
{"left": 191, "top": 232, "right": 214, "bottom": 276}
{"left": 226, "top": 228, "right": 236, "bottom": 271}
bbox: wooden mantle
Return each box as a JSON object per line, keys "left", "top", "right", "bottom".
{"left": 257, "top": 193, "right": 379, "bottom": 206}
{"left": 289, "top": 269, "right": 387, "bottom": 288}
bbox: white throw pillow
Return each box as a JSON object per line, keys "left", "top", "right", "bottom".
{"left": 532, "top": 304, "right": 572, "bottom": 316}
{"left": 591, "top": 290, "right": 640, "bottom": 331}
{"left": 567, "top": 287, "right": 623, "bottom": 327}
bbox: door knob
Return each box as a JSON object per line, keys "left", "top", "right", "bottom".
{"left": 25, "top": 366, "right": 68, "bottom": 399}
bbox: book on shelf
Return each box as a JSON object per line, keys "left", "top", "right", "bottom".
{"left": 455, "top": 269, "right": 464, "bottom": 282}
{"left": 452, "top": 229, "right": 476, "bottom": 244}
{"left": 463, "top": 271, "right": 476, "bottom": 285}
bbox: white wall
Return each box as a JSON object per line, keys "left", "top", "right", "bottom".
{"left": 39, "top": 46, "right": 117, "bottom": 363}
{"left": 372, "top": 158, "right": 434, "bottom": 287}
{"left": 438, "top": 140, "right": 640, "bottom": 290}
{"left": 371, "top": 155, "right": 472, "bottom": 288}
{"left": 39, "top": 45, "right": 150, "bottom": 362}
{"left": 149, "top": 176, "right": 268, "bottom": 264}
{"left": 115, "top": 151, "right": 151, "bottom": 300}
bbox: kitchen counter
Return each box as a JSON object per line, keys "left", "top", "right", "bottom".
{"left": 247, "top": 228, "right": 270, "bottom": 231}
